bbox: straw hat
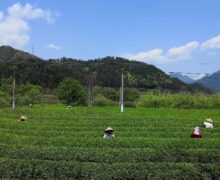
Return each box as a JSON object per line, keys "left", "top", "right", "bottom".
{"left": 105, "top": 127, "right": 113, "bottom": 132}
{"left": 20, "top": 115, "right": 27, "bottom": 120}
{"left": 18, "top": 115, "right": 27, "bottom": 122}
{"left": 205, "top": 118, "right": 213, "bottom": 123}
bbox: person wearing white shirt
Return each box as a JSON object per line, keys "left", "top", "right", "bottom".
{"left": 203, "top": 118, "right": 213, "bottom": 128}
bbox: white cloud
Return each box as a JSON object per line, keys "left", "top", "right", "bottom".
{"left": 0, "top": 3, "right": 57, "bottom": 48}
{"left": 167, "top": 41, "right": 199, "bottom": 60}
{"left": 123, "top": 34, "right": 220, "bottom": 64}
{"left": 123, "top": 41, "right": 199, "bottom": 64}
{"left": 194, "top": 73, "right": 206, "bottom": 80}
{"left": 46, "top": 43, "right": 62, "bottom": 50}
{"left": 124, "top": 49, "right": 165, "bottom": 63}
{"left": 201, "top": 35, "right": 220, "bottom": 49}
{"left": 8, "top": 3, "right": 55, "bottom": 23}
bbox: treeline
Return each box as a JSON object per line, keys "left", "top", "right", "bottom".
{"left": 56, "top": 78, "right": 220, "bottom": 109}
{"left": 1, "top": 77, "right": 220, "bottom": 109}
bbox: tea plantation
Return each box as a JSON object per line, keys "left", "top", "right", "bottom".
{"left": 0, "top": 105, "right": 219, "bottom": 179}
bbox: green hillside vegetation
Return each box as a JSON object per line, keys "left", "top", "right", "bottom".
{"left": 0, "top": 79, "right": 42, "bottom": 107}
{"left": 0, "top": 105, "right": 219, "bottom": 179}
{"left": 0, "top": 46, "right": 42, "bottom": 63}
{"left": 0, "top": 46, "right": 210, "bottom": 92}
{"left": 1, "top": 77, "right": 220, "bottom": 109}
{"left": 137, "top": 91, "right": 220, "bottom": 109}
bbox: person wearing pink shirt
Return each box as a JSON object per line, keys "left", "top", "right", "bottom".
{"left": 191, "top": 127, "right": 202, "bottom": 138}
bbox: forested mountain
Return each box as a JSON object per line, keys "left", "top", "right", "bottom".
{"left": 0, "top": 46, "right": 210, "bottom": 92}
{"left": 0, "top": 46, "right": 41, "bottom": 62}
{"left": 196, "top": 70, "right": 220, "bottom": 92}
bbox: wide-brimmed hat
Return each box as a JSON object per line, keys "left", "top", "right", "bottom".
{"left": 205, "top": 118, "right": 213, "bottom": 123}
{"left": 20, "top": 115, "right": 27, "bottom": 120}
{"left": 105, "top": 127, "right": 113, "bottom": 132}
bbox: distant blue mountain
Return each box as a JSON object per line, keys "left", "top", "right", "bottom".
{"left": 195, "top": 70, "right": 220, "bottom": 92}
{"left": 169, "top": 73, "right": 195, "bottom": 84}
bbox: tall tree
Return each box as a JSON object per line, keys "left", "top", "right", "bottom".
{"left": 57, "top": 78, "right": 86, "bottom": 105}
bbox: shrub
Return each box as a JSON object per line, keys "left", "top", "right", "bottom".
{"left": 124, "top": 101, "right": 136, "bottom": 107}
{"left": 93, "top": 95, "right": 115, "bottom": 106}
{"left": 93, "top": 87, "right": 119, "bottom": 101}
{"left": 124, "top": 88, "right": 139, "bottom": 102}
{"left": 0, "top": 90, "right": 10, "bottom": 107}
{"left": 137, "top": 92, "right": 220, "bottom": 109}
{"left": 16, "top": 84, "right": 42, "bottom": 105}
{"left": 0, "top": 81, "right": 43, "bottom": 106}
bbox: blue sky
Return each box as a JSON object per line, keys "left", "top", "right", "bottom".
{"left": 0, "top": 0, "right": 220, "bottom": 79}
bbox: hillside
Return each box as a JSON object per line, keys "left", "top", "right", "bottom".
{"left": 0, "top": 46, "right": 210, "bottom": 92}
{"left": 0, "top": 46, "right": 41, "bottom": 62}
{"left": 196, "top": 70, "right": 220, "bottom": 92}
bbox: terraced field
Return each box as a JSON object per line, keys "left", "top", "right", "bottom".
{"left": 0, "top": 105, "right": 219, "bottom": 179}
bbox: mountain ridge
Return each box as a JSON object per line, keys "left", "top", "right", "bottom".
{"left": 0, "top": 46, "right": 42, "bottom": 62}
{"left": 195, "top": 70, "right": 220, "bottom": 92}
{"left": 0, "top": 46, "right": 211, "bottom": 93}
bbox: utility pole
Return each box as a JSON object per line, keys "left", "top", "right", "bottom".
{"left": 87, "top": 71, "right": 96, "bottom": 107}
{"left": 12, "top": 67, "right": 16, "bottom": 110}
{"left": 120, "top": 72, "right": 124, "bottom": 113}
{"left": 88, "top": 80, "right": 93, "bottom": 107}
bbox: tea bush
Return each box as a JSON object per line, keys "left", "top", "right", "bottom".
{"left": 0, "top": 105, "right": 219, "bottom": 179}
{"left": 137, "top": 92, "right": 220, "bottom": 109}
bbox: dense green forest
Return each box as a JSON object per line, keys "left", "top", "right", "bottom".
{"left": 0, "top": 46, "right": 210, "bottom": 92}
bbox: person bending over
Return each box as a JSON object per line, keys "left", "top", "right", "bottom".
{"left": 191, "top": 127, "right": 202, "bottom": 138}
{"left": 203, "top": 118, "right": 213, "bottom": 128}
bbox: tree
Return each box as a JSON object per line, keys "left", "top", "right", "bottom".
{"left": 0, "top": 80, "right": 42, "bottom": 106}
{"left": 16, "top": 83, "right": 43, "bottom": 105}
{"left": 93, "top": 87, "right": 119, "bottom": 101}
{"left": 126, "top": 72, "right": 137, "bottom": 87}
{"left": 57, "top": 78, "right": 86, "bottom": 105}
{"left": 124, "top": 88, "right": 139, "bottom": 102}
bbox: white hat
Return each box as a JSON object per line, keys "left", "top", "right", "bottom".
{"left": 105, "top": 127, "right": 113, "bottom": 131}
{"left": 205, "top": 118, "right": 213, "bottom": 123}
{"left": 194, "top": 126, "right": 200, "bottom": 129}
{"left": 21, "top": 115, "right": 27, "bottom": 120}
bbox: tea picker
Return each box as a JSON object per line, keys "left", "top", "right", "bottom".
{"left": 191, "top": 127, "right": 202, "bottom": 138}
{"left": 66, "top": 105, "right": 72, "bottom": 110}
{"left": 103, "top": 127, "right": 115, "bottom": 138}
{"left": 203, "top": 118, "right": 213, "bottom": 128}
{"left": 18, "top": 115, "right": 28, "bottom": 122}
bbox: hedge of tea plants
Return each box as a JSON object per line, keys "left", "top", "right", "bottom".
{"left": 0, "top": 105, "right": 219, "bottom": 179}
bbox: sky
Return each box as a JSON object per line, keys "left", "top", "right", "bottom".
{"left": 0, "top": 0, "right": 220, "bottom": 79}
